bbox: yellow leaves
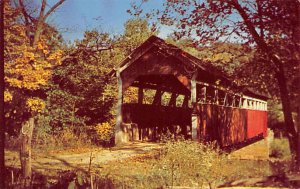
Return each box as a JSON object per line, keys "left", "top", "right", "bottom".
{"left": 47, "top": 49, "right": 63, "bottom": 65}
{"left": 37, "top": 38, "right": 50, "bottom": 55}
{"left": 4, "top": 3, "right": 63, "bottom": 92}
{"left": 43, "top": 49, "right": 50, "bottom": 55}
{"left": 23, "top": 51, "right": 35, "bottom": 61}
{"left": 5, "top": 28, "right": 62, "bottom": 91}
{"left": 123, "top": 87, "right": 138, "bottom": 103}
{"left": 26, "top": 98, "right": 46, "bottom": 113}
{"left": 5, "top": 52, "right": 52, "bottom": 90}
{"left": 93, "top": 122, "right": 114, "bottom": 142}
{"left": 4, "top": 90, "right": 13, "bottom": 102}
{"left": 37, "top": 42, "right": 45, "bottom": 50}
{"left": 212, "top": 52, "right": 232, "bottom": 63}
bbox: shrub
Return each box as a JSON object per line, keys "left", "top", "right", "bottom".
{"left": 49, "top": 127, "right": 92, "bottom": 150}
{"left": 92, "top": 121, "right": 114, "bottom": 146}
{"left": 153, "top": 140, "right": 227, "bottom": 188}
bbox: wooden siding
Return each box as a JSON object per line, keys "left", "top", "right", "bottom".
{"left": 197, "top": 104, "right": 267, "bottom": 147}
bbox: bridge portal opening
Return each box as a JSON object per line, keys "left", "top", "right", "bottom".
{"left": 121, "top": 74, "right": 192, "bottom": 142}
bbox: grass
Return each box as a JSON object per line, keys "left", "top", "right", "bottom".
{"left": 5, "top": 128, "right": 100, "bottom": 154}
{"left": 5, "top": 137, "right": 299, "bottom": 188}
{"left": 269, "top": 138, "right": 291, "bottom": 159}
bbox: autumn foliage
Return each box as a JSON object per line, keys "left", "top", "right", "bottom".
{"left": 4, "top": 2, "right": 62, "bottom": 119}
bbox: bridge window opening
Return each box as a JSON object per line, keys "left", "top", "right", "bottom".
{"left": 238, "top": 96, "right": 243, "bottom": 108}
{"left": 161, "top": 92, "right": 172, "bottom": 106}
{"left": 248, "top": 100, "right": 253, "bottom": 109}
{"left": 123, "top": 86, "right": 138, "bottom": 103}
{"left": 196, "top": 86, "right": 206, "bottom": 103}
{"left": 218, "top": 90, "right": 226, "bottom": 106}
{"left": 205, "top": 87, "right": 215, "bottom": 104}
{"left": 226, "top": 94, "right": 234, "bottom": 107}
{"left": 143, "top": 89, "right": 156, "bottom": 104}
{"left": 231, "top": 95, "right": 236, "bottom": 107}
{"left": 176, "top": 94, "right": 185, "bottom": 107}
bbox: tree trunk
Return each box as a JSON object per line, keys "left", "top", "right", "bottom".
{"left": 295, "top": 0, "right": 300, "bottom": 166}
{"left": 231, "top": 0, "right": 299, "bottom": 162}
{"left": 0, "top": 1, "right": 5, "bottom": 188}
{"left": 20, "top": 117, "right": 34, "bottom": 187}
{"left": 297, "top": 107, "right": 300, "bottom": 166}
{"left": 276, "top": 67, "right": 298, "bottom": 160}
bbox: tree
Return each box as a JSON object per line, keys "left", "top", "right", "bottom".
{"left": 0, "top": 1, "right": 5, "bottom": 188}
{"left": 117, "top": 18, "right": 157, "bottom": 55}
{"left": 40, "top": 18, "right": 157, "bottom": 146}
{"left": 133, "top": 0, "right": 300, "bottom": 162}
{"left": 4, "top": 0, "right": 65, "bottom": 184}
{"left": 46, "top": 18, "right": 156, "bottom": 137}
{"left": 45, "top": 31, "right": 116, "bottom": 136}
{"left": 166, "top": 35, "right": 253, "bottom": 77}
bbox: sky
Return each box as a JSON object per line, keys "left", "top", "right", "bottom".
{"left": 45, "top": 0, "right": 171, "bottom": 42}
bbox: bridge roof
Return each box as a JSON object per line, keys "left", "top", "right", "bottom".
{"left": 109, "top": 35, "right": 268, "bottom": 100}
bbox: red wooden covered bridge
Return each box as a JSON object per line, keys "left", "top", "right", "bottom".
{"left": 109, "top": 36, "right": 268, "bottom": 149}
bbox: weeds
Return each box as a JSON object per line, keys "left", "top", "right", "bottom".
{"left": 153, "top": 141, "right": 228, "bottom": 188}
{"left": 5, "top": 139, "right": 298, "bottom": 188}
{"left": 270, "top": 138, "right": 291, "bottom": 159}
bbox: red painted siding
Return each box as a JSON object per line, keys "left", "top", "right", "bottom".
{"left": 197, "top": 104, "right": 267, "bottom": 147}
{"left": 247, "top": 110, "right": 267, "bottom": 138}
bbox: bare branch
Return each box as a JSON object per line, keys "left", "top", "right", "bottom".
{"left": 60, "top": 46, "right": 113, "bottom": 63}
{"left": 43, "top": 0, "right": 66, "bottom": 21}
{"left": 32, "top": 0, "right": 46, "bottom": 47}
{"left": 18, "top": 0, "right": 29, "bottom": 26}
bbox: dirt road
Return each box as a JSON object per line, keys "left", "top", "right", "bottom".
{"left": 5, "top": 142, "right": 162, "bottom": 174}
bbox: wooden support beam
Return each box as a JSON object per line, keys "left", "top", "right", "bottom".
{"left": 223, "top": 93, "right": 228, "bottom": 106}
{"left": 238, "top": 96, "right": 242, "bottom": 108}
{"left": 131, "top": 81, "right": 189, "bottom": 95}
{"left": 214, "top": 90, "right": 219, "bottom": 105}
{"left": 191, "top": 72, "right": 198, "bottom": 141}
{"left": 258, "top": 102, "right": 262, "bottom": 110}
{"left": 248, "top": 100, "right": 253, "bottom": 109}
{"left": 243, "top": 99, "right": 248, "bottom": 108}
{"left": 153, "top": 89, "right": 162, "bottom": 105}
{"left": 232, "top": 95, "right": 236, "bottom": 107}
{"left": 169, "top": 93, "right": 178, "bottom": 107}
{"left": 182, "top": 95, "right": 189, "bottom": 108}
{"left": 115, "top": 70, "right": 128, "bottom": 145}
{"left": 138, "top": 87, "right": 143, "bottom": 104}
{"left": 200, "top": 86, "right": 207, "bottom": 103}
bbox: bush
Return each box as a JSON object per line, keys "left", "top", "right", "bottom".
{"left": 91, "top": 121, "right": 114, "bottom": 146}
{"left": 153, "top": 141, "right": 227, "bottom": 188}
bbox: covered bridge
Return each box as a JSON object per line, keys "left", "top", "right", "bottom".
{"left": 109, "top": 36, "right": 268, "bottom": 148}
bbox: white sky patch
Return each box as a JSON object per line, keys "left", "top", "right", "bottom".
{"left": 157, "top": 25, "right": 175, "bottom": 39}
